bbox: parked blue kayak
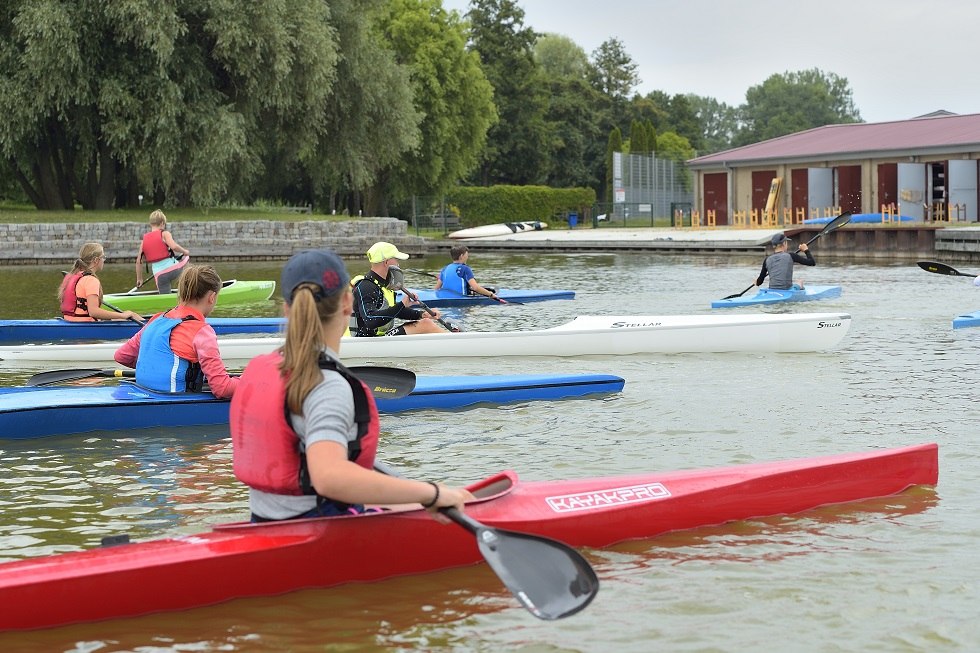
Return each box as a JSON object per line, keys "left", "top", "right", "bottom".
{"left": 394, "top": 288, "right": 574, "bottom": 307}
{"left": 711, "top": 285, "right": 842, "bottom": 309}
{"left": 804, "top": 213, "right": 914, "bottom": 224}
{"left": 0, "top": 317, "right": 286, "bottom": 344}
{"left": 952, "top": 310, "right": 980, "bottom": 329}
{"left": 0, "top": 373, "right": 624, "bottom": 439}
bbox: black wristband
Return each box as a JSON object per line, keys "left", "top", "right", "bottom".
{"left": 421, "top": 481, "right": 440, "bottom": 508}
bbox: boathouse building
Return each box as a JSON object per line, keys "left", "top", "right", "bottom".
{"left": 686, "top": 111, "right": 980, "bottom": 225}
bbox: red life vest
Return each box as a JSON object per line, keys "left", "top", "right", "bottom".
{"left": 60, "top": 271, "right": 92, "bottom": 317}
{"left": 230, "top": 351, "right": 379, "bottom": 496}
{"left": 141, "top": 230, "right": 172, "bottom": 263}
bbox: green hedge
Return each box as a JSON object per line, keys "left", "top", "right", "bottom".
{"left": 447, "top": 185, "right": 596, "bottom": 227}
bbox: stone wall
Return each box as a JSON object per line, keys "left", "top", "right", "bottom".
{"left": 0, "top": 217, "right": 428, "bottom": 263}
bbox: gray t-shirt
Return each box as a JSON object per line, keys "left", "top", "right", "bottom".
{"left": 248, "top": 348, "right": 358, "bottom": 520}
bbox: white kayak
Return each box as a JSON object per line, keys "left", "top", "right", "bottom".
{"left": 448, "top": 221, "right": 547, "bottom": 239}
{"left": 0, "top": 313, "right": 851, "bottom": 364}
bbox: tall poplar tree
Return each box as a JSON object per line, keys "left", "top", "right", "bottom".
{"left": 465, "top": 0, "right": 550, "bottom": 185}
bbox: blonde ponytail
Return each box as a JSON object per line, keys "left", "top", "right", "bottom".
{"left": 280, "top": 284, "right": 344, "bottom": 414}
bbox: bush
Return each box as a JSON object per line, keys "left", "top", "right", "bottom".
{"left": 447, "top": 185, "right": 596, "bottom": 227}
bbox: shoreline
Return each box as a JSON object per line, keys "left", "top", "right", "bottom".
{"left": 2, "top": 219, "right": 978, "bottom": 264}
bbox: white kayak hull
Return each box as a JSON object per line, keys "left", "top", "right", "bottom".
{"left": 0, "top": 313, "right": 851, "bottom": 364}
{"left": 448, "top": 221, "right": 547, "bottom": 239}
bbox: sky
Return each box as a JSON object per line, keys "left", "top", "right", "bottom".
{"left": 440, "top": 0, "right": 980, "bottom": 124}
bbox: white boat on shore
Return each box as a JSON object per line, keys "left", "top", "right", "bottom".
{"left": 0, "top": 313, "right": 851, "bottom": 364}
{"left": 448, "top": 221, "right": 547, "bottom": 239}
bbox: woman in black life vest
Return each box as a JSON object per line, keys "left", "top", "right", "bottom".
{"left": 230, "top": 248, "right": 473, "bottom": 522}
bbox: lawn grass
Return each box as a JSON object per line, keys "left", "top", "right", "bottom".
{"left": 0, "top": 203, "right": 354, "bottom": 224}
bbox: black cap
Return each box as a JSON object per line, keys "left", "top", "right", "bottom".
{"left": 771, "top": 233, "right": 789, "bottom": 246}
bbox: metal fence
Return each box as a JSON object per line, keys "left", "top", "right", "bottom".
{"left": 601, "top": 152, "right": 694, "bottom": 226}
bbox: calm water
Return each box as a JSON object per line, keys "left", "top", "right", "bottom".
{"left": 0, "top": 252, "right": 978, "bottom": 652}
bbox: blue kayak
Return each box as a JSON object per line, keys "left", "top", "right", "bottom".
{"left": 711, "top": 285, "right": 842, "bottom": 309}
{"left": 394, "top": 288, "right": 574, "bottom": 307}
{"left": 0, "top": 373, "right": 624, "bottom": 439}
{"left": 0, "top": 317, "right": 286, "bottom": 344}
{"left": 804, "top": 213, "right": 914, "bottom": 224}
{"left": 952, "top": 310, "right": 980, "bottom": 329}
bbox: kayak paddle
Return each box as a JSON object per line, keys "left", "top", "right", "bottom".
{"left": 916, "top": 261, "right": 980, "bottom": 278}
{"left": 127, "top": 277, "right": 154, "bottom": 294}
{"left": 26, "top": 365, "right": 416, "bottom": 397}
{"left": 102, "top": 300, "right": 146, "bottom": 325}
{"left": 27, "top": 368, "right": 134, "bottom": 387}
{"left": 720, "top": 211, "right": 853, "bottom": 300}
{"left": 348, "top": 366, "right": 416, "bottom": 398}
{"left": 388, "top": 274, "right": 461, "bottom": 332}
{"left": 442, "top": 506, "right": 598, "bottom": 620}
{"left": 374, "top": 461, "right": 599, "bottom": 620}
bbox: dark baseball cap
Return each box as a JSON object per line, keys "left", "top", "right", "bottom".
{"left": 771, "top": 233, "right": 789, "bottom": 246}
{"left": 281, "top": 248, "right": 349, "bottom": 304}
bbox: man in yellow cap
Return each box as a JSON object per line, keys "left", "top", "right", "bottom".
{"left": 350, "top": 242, "right": 444, "bottom": 336}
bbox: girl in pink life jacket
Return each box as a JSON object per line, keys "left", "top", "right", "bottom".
{"left": 230, "top": 248, "right": 473, "bottom": 522}
{"left": 113, "top": 264, "right": 238, "bottom": 399}
{"left": 135, "top": 210, "right": 190, "bottom": 294}
{"left": 58, "top": 242, "right": 144, "bottom": 323}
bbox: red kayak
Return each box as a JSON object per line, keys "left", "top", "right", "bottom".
{"left": 0, "top": 443, "right": 938, "bottom": 631}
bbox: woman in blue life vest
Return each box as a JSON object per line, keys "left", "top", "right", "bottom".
{"left": 230, "top": 248, "right": 473, "bottom": 522}
{"left": 434, "top": 244, "right": 505, "bottom": 302}
{"left": 113, "top": 265, "right": 238, "bottom": 399}
{"left": 754, "top": 232, "right": 815, "bottom": 290}
{"left": 135, "top": 210, "right": 190, "bottom": 294}
{"left": 58, "top": 242, "right": 144, "bottom": 323}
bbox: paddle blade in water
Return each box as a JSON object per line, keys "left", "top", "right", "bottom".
{"left": 445, "top": 508, "right": 598, "bottom": 620}
{"left": 475, "top": 525, "right": 598, "bottom": 620}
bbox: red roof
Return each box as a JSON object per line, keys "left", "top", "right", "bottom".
{"left": 688, "top": 112, "right": 980, "bottom": 167}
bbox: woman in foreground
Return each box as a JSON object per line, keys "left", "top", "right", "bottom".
{"left": 230, "top": 248, "right": 473, "bottom": 522}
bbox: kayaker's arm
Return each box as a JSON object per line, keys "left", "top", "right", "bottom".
{"left": 790, "top": 248, "right": 816, "bottom": 266}
{"left": 113, "top": 329, "right": 143, "bottom": 368}
{"left": 192, "top": 325, "right": 238, "bottom": 399}
{"left": 352, "top": 280, "right": 423, "bottom": 329}
{"left": 754, "top": 259, "right": 769, "bottom": 287}
{"left": 306, "top": 441, "right": 473, "bottom": 523}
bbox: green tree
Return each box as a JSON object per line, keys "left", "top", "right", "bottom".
{"left": 541, "top": 77, "right": 606, "bottom": 189}
{"left": 534, "top": 33, "right": 589, "bottom": 79}
{"left": 655, "top": 131, "right": 696, "bottom": 164}
{"left": 466, "top": 0, "right": 550, "bottom": 185}
{"left": 0, "top": 0, "right": 339, "bottom": 210}
{"left": 633, "top": 120, "right": 660, "bottom": 154}
{"left": 588, "top": 38, "right": 640, "bottom": 100}
{"left": 735, "top": 68, "right": 862, "bottom": 146}
{"left": 604, "top": 126, "right": 623, "bottom": 203}
{"left": 300, "top": 0, "right": 421, "bottom": 215}
{"left": 373, "top": 0, "right": 496, "bottom": 209}
{"left": 686, "top": 94, "right": 739, "bottom": 155}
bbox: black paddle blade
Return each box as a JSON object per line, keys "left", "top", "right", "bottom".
{"left": 446, "top": 508, "right": 599, "bottom": 620}
{"left": 804, "top": 211, "right": 852, "bottom": 245}
{"left": 348, "top": 366, "right": 416, "bottom": 398}
{"left": 26, "top": 369, "right": 130, "bottom": 387}
{"left": 917, "top": 261, "right": 978, "bottom": 277}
